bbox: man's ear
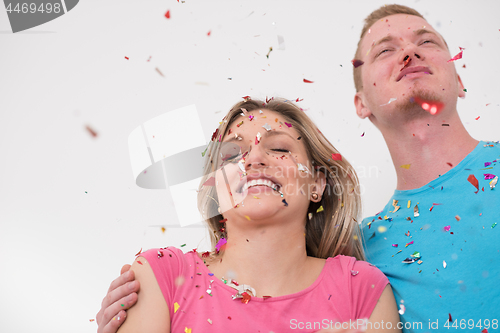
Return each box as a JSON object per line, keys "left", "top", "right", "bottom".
{"left": 457, "top": 74, "right": 466, "bottom": 99}
{"left": 355, "top": 92, "right": 372, "bottom": 119}
{"left": 311, "top": 171, "right": 327, "bottom": 202}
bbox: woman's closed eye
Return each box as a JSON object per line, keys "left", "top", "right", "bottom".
{"left": 270, "top": 148, "right": 290, "bottom": 153}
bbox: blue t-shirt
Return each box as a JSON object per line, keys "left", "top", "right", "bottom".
{"left": 362, "top": 141, "right": 500, "bottom": 333}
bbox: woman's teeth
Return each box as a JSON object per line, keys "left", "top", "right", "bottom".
{"left": 241, "top": 179, "right": 280, "bottom": 193}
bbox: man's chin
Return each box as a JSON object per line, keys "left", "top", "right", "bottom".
{"left": 394, "top": 90, "right": 442, "bottom": 118}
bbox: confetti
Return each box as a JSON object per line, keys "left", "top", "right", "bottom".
{"left": 135, "top": 248, "right": 143, "bottom": 256}
{"left": 391, "top": 200, "right": 400, "bottom": 213}
{"left": 316, "top": 206, "right": 324, "bottom": 213}
{"left": 407, "top": 200, "right": 411, "bottom": 209}
{"left": 155, "top": 67, "right": 165, "bottom": 77}
{"left": 400, "top": 164, "right": 411, "bottom": 169}
{"left": 262, "top": 123, "right": 271, "bottom": 131}
{"left": 85, "top": 125, "right": 98, "bottom": 138}
{"left": 207, "top": 318, "right": 212, "bottom": 324}
{"left": 180, "top": 244, "right": 186, "bottom": 247}
{"left": 248, "top": 115, "right": 254, "bottom": 121}
{"left": 405, "top": 241, "right": 414, "bottom": 247}
{"left": 284, "top": 122, "right": 292, "bottom": 128}
{"left": 412, "top": 96, "right": 444, "bottom": 115}
{"left": 165, "top": 10, "right": 171, "bottom": 19}
{"left": 392, "top": 244, "right": 398, "bottom": 247}
{"left": 455, "top": 215, "right": 461, "bottom": 221}
{"left": 214, "top": 238, "right": 227, "bottom": 253}
{"left": 303, "top": 78, "right": 314, "bottom": 83}
{"left": 89, "top": 319, "right": 95, "bottom": 322}
{"left": 475, "top": 116, "right": 480, "bottom": 120}
{"left": 350, "top": 270, "right": 359, "bottom": 276}
{"left": 255, "top": 132, "right": 261, "bottom": 145}
{"left": 245, "top": 215, "right": 251, "bottom": 220}
{"left": 282, "top": 199, "right": 288, "bottom": 206}
{"left": 161, "top": 227, "right": 166, "bottom": 233}
{"left": 157, "top": 250, "right": 164, "bottom": 258}
{"left": 489, "top": 176, "right": 498, "bottom": 189}
{"left": 361, "top": 132, "right": 365, "bottom": 137}
{"left": 411, "top": 251, "right": 421, "bottom": 259}
{"left": 443, "top": 260, "right": 447, "bottom": 268}
{"left": 266, "top": 47, "right": 273, "bottom": 59}
{"left": 378, "top": 226, "right": 387, "bottom": 233}
{"left": 444, "top": 225, "right": 451, "bottom": 232}
{"left": 331, "top": 153, "right": 342, "bottom": 161}
{"left": 447, "top": 47, "right": 464, "bottom": 62}
{"left": 236, "top": 121, "right": 244, "bottom": 127}
{"left": 241, "top": 292, "right": 251, "bottom": 304}
{"left": 174, "top": 302, "right": 180, "bottom": 313}
{"left": 449, "top": 313, "right": 453, "bottom": 322}
{"left": 398, "top": 304, "right": 406, "bottom": 315}
{"left": 492, "top": 223, "right": 497, "bottom": 229}
{"left": 414, "top": 205, "right": 419, "bottom": 217}
{"left": 184, "top": 328, "right": 192, "bottom": 333}
{"left": 467, "top": 174, "right": 479, "bottom": 192}
{"left": 207, "top": 30, "right": 211, "bottom": 36}
{"left": 482, "top": 329, "right": 488, "bottom": 333}
{"left": 351, "top": 59, "right": 364, "bottom": 68}
{"left": 124, "top": 56, "right": 129, "bottom": 60}
{"left": 402, "top": 257, "right": 417, "bottom": 263}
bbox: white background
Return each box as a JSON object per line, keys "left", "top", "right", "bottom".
{"left": 0, "top": 1, "right": 499, "bottom": 332}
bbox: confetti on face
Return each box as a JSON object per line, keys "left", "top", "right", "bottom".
{"left": 447, "top": 47, "right": 464, "bottom": 62}
{"left": 331, "top": 153, "right": 342, "bottom": 161}
{"left": 467, "top": 174, "right": 479, "bottom": 192}
{"left": 351, "top": 59, "right": 364, "bottom": 68}
{"left": 412, "top": 96, "right": 444, "bottom": 115}
{"left": 303, "top": 78, "right": 314, "bottom": 83}
{"left": 400, "top": 164, "right": 411, "bottom": 169}
{"left": 249, "top": 115, "right": 254, "bottom": 121}
{"left": 255, "top": 132, "right": 261, "bottom": 145}
{"left": 262, "top": 123, "right": 271, "bottom": 132}
{"left": 281, "top": 199, "right": 289, "bottom": 207}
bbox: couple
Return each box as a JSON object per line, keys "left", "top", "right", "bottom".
{"left": 96, "top": 4, "right": 499, "bottom": 333}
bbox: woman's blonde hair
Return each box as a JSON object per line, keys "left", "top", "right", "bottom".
{"left": 197, "top": 98, "right": 365, "bottom": 260}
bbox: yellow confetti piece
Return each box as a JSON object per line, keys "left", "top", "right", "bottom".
{"left": 341, "top": 202, "right": 344, "bottom": 207}
{"left": 253, "top": 196, "right": 260, "bottom": 199}
{"left": 391, "top": 199, "right": 400, "bottom": 213}
{"left": 185, "top": 328, "right": 192, "bottom": 333}
{"left": 407, "top": 200, "right": 411, "bottom": 209}
{"left": 353, "top": 235, "right": 358, "bottom": 240}
{"left": 378, "top": 226, "right": 387, "bottom": 233}
{"left": 400, "top": 164, "right": 411, "bottom": 169}
{"left": 161, "top": 227, "right": 166, "bottom": 233}
{"left": 316, "top": 206, "right": 324, "bottom": 213}
{"left": 384, "top": 215, "right": 389, "bottom": 220}
{"left": 245, "top": 215, "right": 251, "bottom": 220}
{"left": 174, "top": 302, "right": 180, "bottom": 313}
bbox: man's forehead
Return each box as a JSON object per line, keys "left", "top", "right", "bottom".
{"left": 361, "top": 14, "right": 437, "bottom": 51}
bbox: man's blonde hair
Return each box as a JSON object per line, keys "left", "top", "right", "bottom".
{"left": 353, "top": 4, "right": 424, "bottom": 92}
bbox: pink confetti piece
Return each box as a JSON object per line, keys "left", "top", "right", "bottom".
{"left": 484, "top": 173, "right": 495, "bottom": 180}
{"left": 447, "top": 47, "right": 464, "bottom": 62}
{"left": 331, "top": 153, "right": 342, "bottom": 161}
{"left": 284, "top": 122, "right": 292, "bottom": 128}
{"left": 405, "top": 241, "right": 414, "bottom": 247}
{"left": 351, "top": 59, "right": 364, "bottom": 68}
{"left": 215, "top": 238, "right": 227, "bottom": 252}
{"left": 444, "top": 225, "right": 451, "bottom": 232}
{"left": 392, "top": 244, "right": 398, "bottom": 247}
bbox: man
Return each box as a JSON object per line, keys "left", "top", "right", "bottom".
{"left": 96, "top": 5, "right": 499, "bottom": 333}
{"left": 354, "top": 4, "right": 499, "bottom": 332}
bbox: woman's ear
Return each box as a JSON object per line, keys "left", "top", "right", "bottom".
{"left": 311, "top": 171, "right": 327, "bottom": 202}
{"left": 354, "top": 92, "right": 372, "bottom": 119}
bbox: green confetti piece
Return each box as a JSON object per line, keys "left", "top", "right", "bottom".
{"left": 463, "top": 89, "right": 467, "bottom": 92}
{"left": 492, "top": 223, "right": 497, "bottom": 229}
{"left": 121, "top": 304, "right": 125, "bottom": 307}
{"left": 180, "top": 243, "right": 186, "bottom": 247}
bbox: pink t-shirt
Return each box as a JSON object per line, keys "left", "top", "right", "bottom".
{"left": 140, "top": 247, "right": 388, "bottom": 332}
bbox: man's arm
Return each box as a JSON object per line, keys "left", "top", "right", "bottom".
{"left": 117, "top": 257, "right": 170, "bottom": 333}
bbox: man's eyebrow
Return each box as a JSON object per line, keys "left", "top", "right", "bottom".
{"left": 374, "top": 35, "right": 394, "bottom": 47}
{"left": 414, "top": 28, "right": 438, "bottom": 37}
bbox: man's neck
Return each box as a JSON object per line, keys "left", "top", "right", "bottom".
{"left": 380, "top": 111, "right": 478, "bottom": 190}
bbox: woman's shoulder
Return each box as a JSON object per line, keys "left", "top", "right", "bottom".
{"left": 327, "top": 255, "right": 387, "bottom": 281}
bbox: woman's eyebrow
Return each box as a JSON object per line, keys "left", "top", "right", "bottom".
{"left": 222, "top": 129, "right": 295, "bottom": 143}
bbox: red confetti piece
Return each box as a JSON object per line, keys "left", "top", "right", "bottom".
{"left": 482, "top": 329, "right": 489, "bottom": 333}
{"left": 203, "top": 177, "right": 216, "bottom": 187}
{"left": 219, "top": 218, "right": 227, "bottom": 223}
{"left": 448, "top": 313, "right": 452, "bottom": 322}
{"left": 412, "top": 96, "right": 444, "bottom": 115}
{"left": 303, "top": 78, "right": 314, "bottom": 83}
{"left": 85, "top": 125, "right": 98, "bottom": 138}
{"left": 135, "top": 248, "right": 142, "bottom": 256}
{"left": 351, "top": 59, "right": 364, "bottom": 68}
{"left": 207, "top": 30, "right": 211, "bottom": 36}
{"left": 475, "top": 116, "right": 480, "bottom": 120}
{"left": 157, "top": 250, "right": 164, "bottom": 258}
{"left": 137, "top": 260, "right": 143, "bottom": 265}
{"left": 467, "top": 174, "right": 479, "bottom": 192}
{"left": 447, "top": 162, "right": 453, "bottom": 167}
{"left": 242, "top": 96, "right": 251, "bottom": 101}
{"left": 124, "top": 56, "right": 129, "bottom": 60}
{"left": 165, "top": 10, "right": 171, "bottom": 19}
{"left": 241, "top": 292, "right": 251, "bottom": 304}
{"left": 295, "top": 98, "right": 303, "bottom": 102}
{"left": 89, "top": 319, "right": 95, "bottom": 322}
{"left": 331, "top": 153, "right": 342, "bottom": 161}
{"left": 447, "top": 48, "right": 464, "bottom": 62}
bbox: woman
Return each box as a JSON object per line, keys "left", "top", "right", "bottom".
{"left": 97, "top": 98, "right": 400, "bottom": 332}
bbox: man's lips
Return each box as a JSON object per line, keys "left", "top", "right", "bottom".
{"left": 397, "top": 66, "right": 432, "bottom": 82}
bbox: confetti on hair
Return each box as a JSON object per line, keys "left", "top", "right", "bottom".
{"left": 467, "top": 174, "right": 479, "bottom": 192}
{"left": 85, "top": 125, "right": 98, "bottom": 138}
{"left": 490, "top": 176, "right": 498, "bottom": 189}
{"left": 242, "top": 96, "right": 251, "bottom": 101}
{"left": 351, "top": 59, "right": 364, "bottom": 68}
{"left": 400, "top": 164, "right": 411, "bottom": 169}
{"left": 266, "top": 47, "right": 273, "bottom": 59}
{"left": 303, "top": 78, "right": 314, "bottom": 83}
{"left": 447, "top": 47, "right": 464, "bottom": 62}
{"left": 316, "top": 206, "right": 324, "bottom": 213}
{"left": 165, "top": 10, "right": 171, "bottom": 19}
{"left": 331, "top": 153, "right": 342, "bottom": 161}
{"left": 412, "top": 96, "right": 444, "bottom": 115}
